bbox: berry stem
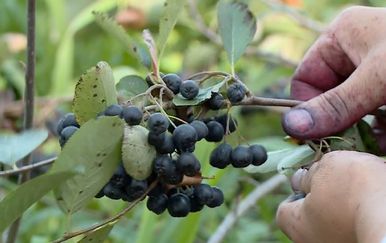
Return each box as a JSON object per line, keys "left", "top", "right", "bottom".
{"left": 187, "top": 71, "right": 229, "bottom": 81}
{"left": 0, "top": 156, "right": 57, "bottom": 177}
{"left": 53, "top": 180, "right": 159, "bottom": 243}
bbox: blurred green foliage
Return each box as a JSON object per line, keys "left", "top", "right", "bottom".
{"left": 1, "top": 0, "right": 385, "bottom": 242}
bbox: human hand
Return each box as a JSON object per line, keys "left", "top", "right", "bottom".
{"left": 276, "top": 151, "right": 386, "bottom": 243}
{"left": 282, "top": 6, "right": 386, "bottom": 145}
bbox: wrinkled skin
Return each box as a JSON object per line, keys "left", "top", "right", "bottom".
{"left": 278, "top": 6, "right": 386, "bottom": 243}
{"left": 277, "top": 151, "right": 386, "bottom": 243}
{"left": 282, "top": 6, "right": 386, "bottom": 151}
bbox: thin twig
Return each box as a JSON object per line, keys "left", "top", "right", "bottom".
{"left": 53, "top": 180, "right": 158, "bottom": 243}
{"left": 6, "top": 1, "right": 36, "bottom": 242}
{"left": 0, "top": 157, "right": 56, "bottom": 177}
{"left": 236, "top": 96, "right": 301, "bottom": 107}
{"left": 208, "top": 174, "right": 287, "bottom": 243}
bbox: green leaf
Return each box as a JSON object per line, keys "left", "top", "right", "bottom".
{"left": 357, "top": 119, "right": 382, "bottom": 155}
{"left": 172, "top": 80, "right": 225, "bottom": 106}
{"left": 116, "top": 75, "right": 148, "bottom": 99}
{"left": 93, "top": 12, "right": 151, "bottom": 68}
{"left": 78, "top": 223, "right": 115, "bottom": 243}
{"left": 217, "top": 1, "right": 257, "bottom": 68}
{"left": 157, "top": 0, "right": 186, "bottom": 59}
{"left": 122, "top": 125, "right": 156, "bottom": 180}
{"left": 73, "top": 61, "right": 118, "bottom": 125}
{"left": 51, "top": 116, "right": 124, "bottom": 214}
{"left": 329, "top": 125, "right": 366, "bottom": 152}
{"left": 244, "top": 145, "right": 314, "bottom": 175}
{"left": 0, "top": 171, "right": 75, "bottom": 233}
{"left": 0, "top": 129, "right": 48, "bottom": 166}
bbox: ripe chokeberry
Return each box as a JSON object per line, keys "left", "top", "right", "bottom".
{"left": 122, "top": 106, "right": 143, "bottom": 125}
{"left": 110, "top": 164, "right": 131, "bottom": 188}
{"left": 207, "top": 93, "right": 224, "bottom": 110}
{"left": 194, "top": 184, "right": 213, "bottom": 205}
{"left": 163, "top": 73, "right": 182, "bottom": 94}
{"left": 231, "top": 145, "right": 253, "bottom": 168}
{"left": 167, "top": 193, "right": 191, "bottom": 217}
{"left": 249, "top": 144, "right": 268, "bottom": 166}
{"left": 148, "top": 132, "right": 166, "bottom": 147}
{"left": 180, "top": 80, "right": 199, "bottom": 99}
{"left": 147, "top": 194, "right": 168, "bottom": 214}
{"left": 227, "top": 83, "right": 246, "bottom": 103}
{"left": 176, "top": 152, "right": 201, "bottom": 176}
{"left": 206, "top": 187, "right": 224, "bottom": 208}
{"left": 190, "top": 120, "right": 208, "bottom": 141}
{"left": 62, "top": 113, "right": 79, "bottom": 128}
{"left": 103, "top": 183, "right": 123, "bottom": 200}
{"left": 205, "top": 121, "right": 224, "bottom": 142}
{"left": 215, "top": 114, "right": 237, "bottom": 134}
{"left": 123, "top": 179, "right": 148, "bottom": 202}
{"left": 156, "top": 133, "right": 175, "bottom": 154}
{"left": 210, "top": 143, "right": 232, "bottom": 169}
{"left": 172, "top": 124, "right": 198, "bottom": 152}
{"left": 60, "top": 126, "right": 79, "bottom": 141}
{"left": 104, "top": 104, "right": 123, "bottom": 116}
{"left": 147, "top": 113, "right": 169, "bottom": 134}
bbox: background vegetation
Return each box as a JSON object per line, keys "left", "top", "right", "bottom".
{"left": 1, "top": 0, "right": 385, "bottom": 242}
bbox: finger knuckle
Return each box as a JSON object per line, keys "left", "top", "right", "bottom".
{"left": 318, "top": 90, "right": 350, "bottom": 123}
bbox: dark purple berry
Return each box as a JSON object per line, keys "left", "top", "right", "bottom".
{"left": 215, "top": 114, "right": 237, "bottom": 134}
{"left": 205, "top": 121, "right": 224, "bottom": 142}
{"left": 60, "top": 126, "right": 79, "bottom": 141}
{"left": 167, "top": 193, "right": 191, "bottom": 217}
{"left": 172, "top": 124, "right": 198, "bottom": 152}
{"left": 103, "top": 183, "right": 123, "bottom": 200}
{"left": 207, "top": 93, "right": 224, "bottom": 110}
{"left": 147, "top": 113, "right": 169, "bottom": 134}
{"left": 156, "top": 133, "right": 175, "bottom": 154}
{"left": 210, "top": 143, "right": 232, "bottom": 169}
{"left": 122, "top": 106, "right": 143, "bottom": 125}
{"left": 227, "top": 83, "right": 246, "bottom": 103}
{"left": 231, "top": 145, "right": 253, "bottom": 168}
{"left": 206, "top": 187, "right": 224, "bottom": 208}
{"left": 62, "top": 113, "right": 79, "bottom": 128}
{"left": 148, "top": 132, "right": 166, "bottom": 147}
{"left": 163, "top": 73, "right": 182, "bottom": 94}
{"left": 180, "top": 80, "right": 199, "bottom": 100}
{"left": 194, "top": 184, "right": 213, "bottom": 205}
{"left": 110, "top": 164, "right": 131, "bottom": 188}
{"left": 176, "top": 153, "right": 201, "bottom": 176}
{"left": 189, "top": 194, "right": 205, "bottom": 212}
{"left": 190, "top": 120, "right": 208, "bottom": 141}
{"left": 147, "top": 194, "right": 168, "bottom": 214}
{"left": 104, "top": 104, "right": 123, "bottom": 116}
{"left": 122, "top": 179, "right": 148, "bottom": 202}
{"left": 95, "top": 188, "right": 104, "bottom": 198}
{"left": 249, "top": 144, "right": 268, "bottom": 166}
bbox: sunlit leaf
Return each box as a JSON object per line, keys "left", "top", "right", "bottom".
{"left": 122, "top": 125, "right": 156, "bottom": 180}
{"left": 217, "top": 1, "right": 256, "bottom": 69}
{"left": 116, "top": 75, "right": 148, "bottom": 99}
{"left": 0, "top": 129, "right": 48, "bottom": 166}
{"left": 78, "top": 222, "right": 115, "bottom": 243}
{"left": 72, "top": 61, "right": 117, "bottom": 125}
{"left": 0, "top": 171, "right": 75, "bottom": 233}
{"left": 244, "top": 145, "right": 314, "bottom": 175}
{"left": 157, "top": 0, "right": 186, "bottom": 58}
{"left": 173, "top": 80, "right": 225, "bottom": 106}
{"left": 52, "top": 117, "right": 124, "bottom": 214}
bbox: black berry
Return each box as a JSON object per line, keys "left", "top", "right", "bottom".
{"left": 104, "top": 104, "right": 123, "bottom": 116}
{"left": 210, "top": 143, "right": 232, "bottom": 169}
{"left": 180, "top": 80, "right": 199, "bottom": 100}
{"left": 167, "top": 193, "right": 191, "bottom": 217}
{"left": 148, "top": 132, "right": 166, "bottom": 147}
{"left": 190, "top": 120, "right": 208, "bottom": 141}
{"left": 189, "top": 194, "right": 205, "bottom": 212}
{"left": 194, "top": 184, "right": 213, "bottom": 205}
{"left": 122, "top": 106, "right": 143, "bottom": 125}
{"left": 110, "top": 164, "right": 131, "bottom": 188}
{"left": 207, "top": 93, "right": 224, "bottom": 110}
{"left": 147, "top": 194, "right": 168, "bottom": 214}
{"left": 153, "top": 155, "right": 174, "bottom": 176}
{"left": 231, "top": 145, "right": 253, "bottom": 168}
{"left": 156, "top": 133, "right": 175, "bottom": 154}
{"left": 60, "top": 126, "right": 79, "bottom": 141}
{"left": 95, "top": 188, "right": 104, "bottom": 198}
{"left": 249, "top": 144, "right": 268, "bottom": 166}
{"left": 163, "top": 73, "right": 182, "bottom": 94}
{"left": 205, "top": 121, "right": 224, "bottom": 142}
{"left": 147, "top": 113, "right": 169, "bottom": 134}
{"left": 227, "top": 83, "right": 246, "bottom": 103}
{"left": 176, "top": 152, "right": 201, "bottom": 176}
{"left": 172, "top": 124, "right": 198, "bottom": 152}
{"left": 103, "top": 183, "right": 123, "bottom": 200}
{"left": 122, "top": 179, "right": 148, "bottom": 202}
{"left": 206, "top": 187, "right": 224, "bottom": 208}
{"left": 62, "top": 113, "right": 79, "bottom": 128}
{"left": 215, "top": 114, "right": 237, "bottom": 134}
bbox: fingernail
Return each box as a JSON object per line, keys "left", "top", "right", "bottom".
{"left": 291, "top": 169, "right": 307, "bottom": 192}
{"left": 286, "top": 193, "right": 306, "bottom": 202}
{"left": 283, "top": 109, "right": 314, "bottom": 136}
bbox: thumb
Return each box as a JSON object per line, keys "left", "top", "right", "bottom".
{"left": 282, "top": 55, "right": 386, "bottom": 140}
